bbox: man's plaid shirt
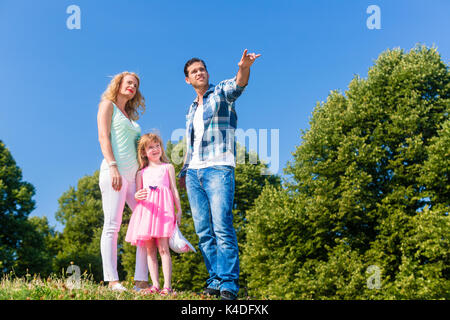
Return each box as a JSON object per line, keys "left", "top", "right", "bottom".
{"left": 179, "top": 77, "right": 246, "bottom": 177}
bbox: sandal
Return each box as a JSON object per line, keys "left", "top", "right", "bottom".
{"left": 141, "top": 285, "right": 160, "bottom": 294}
{"left": 160, "top": 287, "right": 174, "bottom": 296}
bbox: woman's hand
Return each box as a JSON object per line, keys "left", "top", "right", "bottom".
{"left": 110, "top": 165, "right": 122, "bottom": 191}
{"left": 135, "top": 188, "right": 149, "bottom": 201}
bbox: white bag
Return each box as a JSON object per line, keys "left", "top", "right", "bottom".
{"left": 169, "top": 223, "right": 196, "bottom": 253}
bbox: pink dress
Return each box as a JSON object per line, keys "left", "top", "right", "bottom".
{"left": 125, "top": 163, "right": 175, "bottom": 246}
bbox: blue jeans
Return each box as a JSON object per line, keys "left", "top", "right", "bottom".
{"left": 186, "top": 165, "right": 239, "bottom": 296}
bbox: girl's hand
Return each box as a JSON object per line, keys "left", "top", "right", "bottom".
{"left": 110, "top": 166, "right": 122, "bottom": 191}
{"left": 135, "top": 188, "right": 149, "bottom": 201}
{"left": 175, "top": 211, "right": 181, "bottom": 225}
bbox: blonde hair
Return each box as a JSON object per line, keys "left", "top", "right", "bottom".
{"left": 137, "top": 133, "right": 170, "bottom": 169}
{"left": 101, "top": 71, "right": 146, "bottom": 121}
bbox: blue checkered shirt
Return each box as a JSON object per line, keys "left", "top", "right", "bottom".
{"left": 179, "top": 77, "right": 246, "bottom": 177}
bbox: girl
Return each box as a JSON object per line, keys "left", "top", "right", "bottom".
{"left": 125, "top": 133, "right": 182, "bottom": 296}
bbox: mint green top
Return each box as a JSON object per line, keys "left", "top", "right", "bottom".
{"left": 110, "top": 102, "right": 141, "bottom": 177}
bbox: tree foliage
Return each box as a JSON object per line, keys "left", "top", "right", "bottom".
{"left": 14, "top": 216, "right": 61, "bottom": 278}
{"left": 54, "top": 171, "right": 109, "bottom": 280}
{"left": 242, "top": 45, "right": 449, "bottom": 299}
{"left": 0, "top": 140, "right": 36, "bottom": 273}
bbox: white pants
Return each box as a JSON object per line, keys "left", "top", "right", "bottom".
{"left": 99, "top": 160, "right": 148, "bottom": 282}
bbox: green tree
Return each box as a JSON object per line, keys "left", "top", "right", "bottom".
{"left": 418, "top": 119, "right": 450, "bottom": 206}
{"left": 14, "top": 216, "right": 61, "bottom": 278}
{"left": 242, "top": 45, "right": 449, "bottom": 299}
{"left": 54, "top": 171, "right": 116, "bottom": 280}
{"left": 378, "top": 119, "right": 450, "bottom": 298}
{"left": 0, "top": 140, "right": 36, "bottom": 274}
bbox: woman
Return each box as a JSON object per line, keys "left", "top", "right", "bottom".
{"left": 97, "top": 71, "right": 149, "bottom": 291}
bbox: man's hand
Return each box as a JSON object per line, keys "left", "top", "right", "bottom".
{"left": 175, "top": 211, "right": 182, "bottom": 225}
{"left": 178, "top": 176, "right": 186, "bottom": 190}
{"left": 236, "top": 49, "right": 261, "bottom": 87}
{"left": 238, "top": 49, "right": 261, "bottom": 69}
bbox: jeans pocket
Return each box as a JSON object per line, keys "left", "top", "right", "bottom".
{"left": 210, "top": 165, "right": 233, "bottom": 172}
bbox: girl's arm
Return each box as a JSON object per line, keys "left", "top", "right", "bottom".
{"left": 136, "top": 169, "right": 143, "bottom": 190}
{"left": 134, "top": 170, "right": 148, "bottom": 201}
{"left": 168, "top": 164, "right": 182, "bottom": 224}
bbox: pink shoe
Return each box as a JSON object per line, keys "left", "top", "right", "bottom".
{"left": 141, "top": 285, "right": 160, "bottom": 294}
{"left": 160, "top": 287, "right": 174, "bottom": 296}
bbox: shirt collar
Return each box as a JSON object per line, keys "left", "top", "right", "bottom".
{"left": 193, "top": 83, "right": 215, "bottom": 103}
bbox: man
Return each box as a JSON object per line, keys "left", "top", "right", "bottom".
{"left": 178, "top": 49, "right": 261, "bottom": 300}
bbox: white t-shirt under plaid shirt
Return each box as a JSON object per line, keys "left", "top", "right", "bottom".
{"left": 189, "top": 103, "right": 236, "bottom": 169}
{"left": 180, "top": 77, "right": 246, "bottom": 175}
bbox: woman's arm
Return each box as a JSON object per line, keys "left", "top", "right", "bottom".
{"left": 168, "top": 164, "right": 182, "bottom": 224}
{"left": 97, "top": 100, "right": 115, "bottom": 162}
{"left": 97, "top": 99, "right": 122, "bottom": 191}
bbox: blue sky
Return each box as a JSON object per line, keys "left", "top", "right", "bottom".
{"left": 1, "top": 0, "right": 449, "bottom": 231}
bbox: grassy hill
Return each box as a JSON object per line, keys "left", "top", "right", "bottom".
{"left": 0, "top": 273, "right": 220, "bottom": 300}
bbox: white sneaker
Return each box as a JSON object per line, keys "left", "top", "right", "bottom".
{"left": 109, "top": 283, "right": 127, "bottom": 292}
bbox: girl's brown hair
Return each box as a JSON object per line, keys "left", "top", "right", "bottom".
{"left": 137, "top": 133, "right": 170, "bottom": 170}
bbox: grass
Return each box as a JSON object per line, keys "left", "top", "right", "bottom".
{"left": 0, "top": 272, "right": 220, "bottom": 300}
